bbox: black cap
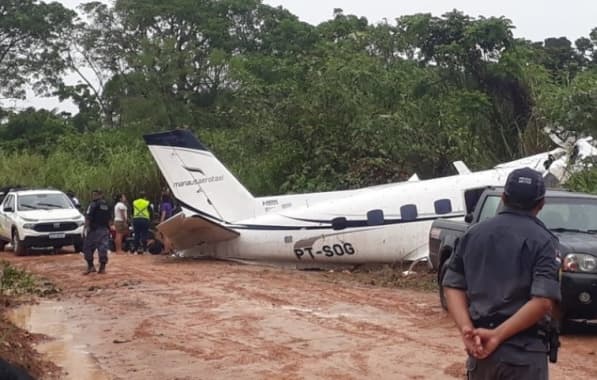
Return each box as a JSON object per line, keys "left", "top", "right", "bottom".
{"left": 504, "top": 167, "right": 545, "bottom": 208}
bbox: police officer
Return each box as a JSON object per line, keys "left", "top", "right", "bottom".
{"left": 83, "top": 190, "right": 111, "bottom": 274}
{"left": 443, "top": 167, "right": 561, "bottom": 379}
{"left": 132, "top": 191, "right": 153, "bottom": 254}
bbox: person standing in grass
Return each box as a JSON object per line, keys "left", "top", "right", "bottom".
{"left": 113, "top": 193, "right": 129, "bottom": 254}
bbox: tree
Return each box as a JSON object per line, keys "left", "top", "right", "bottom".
{"left": 64, "top": 0, "right": 322, "bottom": 132}
{"left": 0, "top": 108, "right": 73, "bottom": 153}
{"left": 0, "top": 0, "right": 75, "bottom": 100}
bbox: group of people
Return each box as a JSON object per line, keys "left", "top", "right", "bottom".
{"left": 82, "top": 188, "right": 176, "bottom": 275}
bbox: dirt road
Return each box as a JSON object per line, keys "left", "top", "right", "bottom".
{"left": 2, "top": 251, "right": 596, "bottom": 380}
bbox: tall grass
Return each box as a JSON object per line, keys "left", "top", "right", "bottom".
{"left": 0, "top": 126, "right": 283, "bottom": 205}
{"left": 0, "top": 129, "right": 164, "bottom": 205}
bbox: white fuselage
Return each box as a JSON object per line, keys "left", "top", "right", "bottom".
{"left": 179, "top": 167, "right": 511, "bottom": 264}
{"left": 145, "top": 129, "right": 593, "bottom": 267}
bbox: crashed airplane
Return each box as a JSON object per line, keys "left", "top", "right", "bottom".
{"left": 143, "top": 130, "right": 597, "bottom": 267}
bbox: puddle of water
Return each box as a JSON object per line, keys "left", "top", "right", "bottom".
{"left": 7, "top": 301, "right": 111, "bottom": 380}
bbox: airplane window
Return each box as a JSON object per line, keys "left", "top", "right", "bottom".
{"left": 332, "top": 217, "right": 347, "bottom": 230}
{"left": 434, "top": 199, "right": 452, "bottom": 215}
{"left": 400, "top": 204, "right": 418, "bottom": 222}
{"left": 367, "top": 209, "right": 384, "bottom": 226}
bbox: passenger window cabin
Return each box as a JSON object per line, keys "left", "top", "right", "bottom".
{"left": 434, "top": 199, "right": 452, "bottom": 215}
{"left": 367, "top": 209, "right": 384, "bottom": 226}
{"left": 400, "top": 204, "right": 418, "bottom": 222}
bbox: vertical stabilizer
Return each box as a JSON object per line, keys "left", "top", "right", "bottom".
{"left": 144, "top": 130, "right": 256, "bottom": 222}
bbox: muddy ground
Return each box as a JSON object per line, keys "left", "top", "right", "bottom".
{"left": 1, "top": 250, "right": 597, "bottom": 380}
{"left": 0, "top": 295, "right": 61, "bottom": 379}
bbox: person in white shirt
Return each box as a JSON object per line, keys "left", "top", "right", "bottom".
{"left": 113, "top": 193, "right": 129, "bottom": 254}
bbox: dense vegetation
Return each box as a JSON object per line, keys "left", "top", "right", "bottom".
{"left": 1, "top": 0, "right": 597, "bottom": 202}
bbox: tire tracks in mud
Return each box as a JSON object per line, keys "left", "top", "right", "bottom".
{"left": 2, "top": 252, "right": 597, "bottom": 379}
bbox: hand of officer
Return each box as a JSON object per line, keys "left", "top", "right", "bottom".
{"left": 471, "top": 328, "right": 502, "bottom": 359}
{"left": 461, "top": 326, "right": 483, "bottom": 357}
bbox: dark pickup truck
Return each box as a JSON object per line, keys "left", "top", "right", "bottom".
{"left": 430, "top": 186, "right": 597, "bottom": 322}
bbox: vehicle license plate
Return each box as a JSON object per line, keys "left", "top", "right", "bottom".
{"left": 49, "top": 233, "right": 65, "bottom": 239}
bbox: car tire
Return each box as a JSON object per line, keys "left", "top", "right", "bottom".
{"left": 439, "top": 259, "right": 449, "bottom": 311}
{"left": 0, "top": 240, "right": 6, "bottom": 252}
{"left": 12, "top": 230, "right": 27, "bottom": 256}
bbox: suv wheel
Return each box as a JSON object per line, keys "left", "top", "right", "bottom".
{"left": 12, "top": 230, "right": 27, "bottom": 256}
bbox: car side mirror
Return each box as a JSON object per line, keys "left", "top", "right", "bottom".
{"left": 464, "top": 213, "right": 473, "bottom": 223}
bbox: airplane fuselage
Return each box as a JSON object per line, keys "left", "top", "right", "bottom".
{"left": 179, "top": 167, "right": 513, "bottom": 264}
{"left": 144, "top": 129, "right": 588, "bottom": 267}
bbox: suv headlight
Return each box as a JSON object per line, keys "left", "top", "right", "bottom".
{"left": 21, "top": 217, "right": 38, "bottom": 222}
{"left": 23, "top": 223, "right": 36, "bottom": 230}
{"left": 72, "top": 216, "right": 85, "bottom": 226}
{"left": 563, "top": 253, "right": 597, "bottom": 273}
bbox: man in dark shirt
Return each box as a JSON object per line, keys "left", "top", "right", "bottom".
{"left": 83, "top": 190, "right": 111, "bottom": 274}
{"left": 443, "top": 168, "right": 561, "bottom": 379}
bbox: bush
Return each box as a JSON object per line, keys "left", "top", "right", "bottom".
{"left": 565, "top": 166, "right": 597, "bottom": 195}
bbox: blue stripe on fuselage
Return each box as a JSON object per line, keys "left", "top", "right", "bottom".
{"left": 230, "top": 214, "right": 464, "bottom": 231}
{"left": 174, "top": 195, "right": 464, "bottom": 231}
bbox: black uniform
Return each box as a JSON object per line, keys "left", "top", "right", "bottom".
{"left": 443, "top": 168, "right": 561, "bottom": 380}
{"left": 83, "top": 197, "right": 111, "bottom": 270}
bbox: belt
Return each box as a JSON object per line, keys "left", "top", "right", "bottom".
{"left": 473, "top": 315, "right": 547, "bottom": 340}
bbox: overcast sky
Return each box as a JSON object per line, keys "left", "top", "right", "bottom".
{"left": 9, "top": 0, "right": 597, "bottom": 113}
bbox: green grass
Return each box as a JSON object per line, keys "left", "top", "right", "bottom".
{"left": 0, "top": 261, "right": 38, "bottom": 296}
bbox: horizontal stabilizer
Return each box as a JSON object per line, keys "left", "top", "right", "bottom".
{"left": 157, "top": 212, "right": 239, "bottom": 250}
{"left": 453, "top": 161, "right": 471, "bottom": 175}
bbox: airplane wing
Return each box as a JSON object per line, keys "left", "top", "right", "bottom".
{"left": 157, "top": 212, "right": 240, "bottom": 250}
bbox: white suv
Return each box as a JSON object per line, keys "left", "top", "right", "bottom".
{"left": 0, "top": 189, "right": 85, "bottom": 255}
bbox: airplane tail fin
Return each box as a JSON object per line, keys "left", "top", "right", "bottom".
{"left": 144, "top": 130, "right": 256, "bottom": 222}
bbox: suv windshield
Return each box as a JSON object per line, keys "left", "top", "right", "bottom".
{"left": 538, "top": 198, "right": 597, "bottom": 231}
{"left": 478, "top": 195, "right": 597, "bottom": 232}
{"left": 17, "top": 193, "right": 73, "bottom": 211}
